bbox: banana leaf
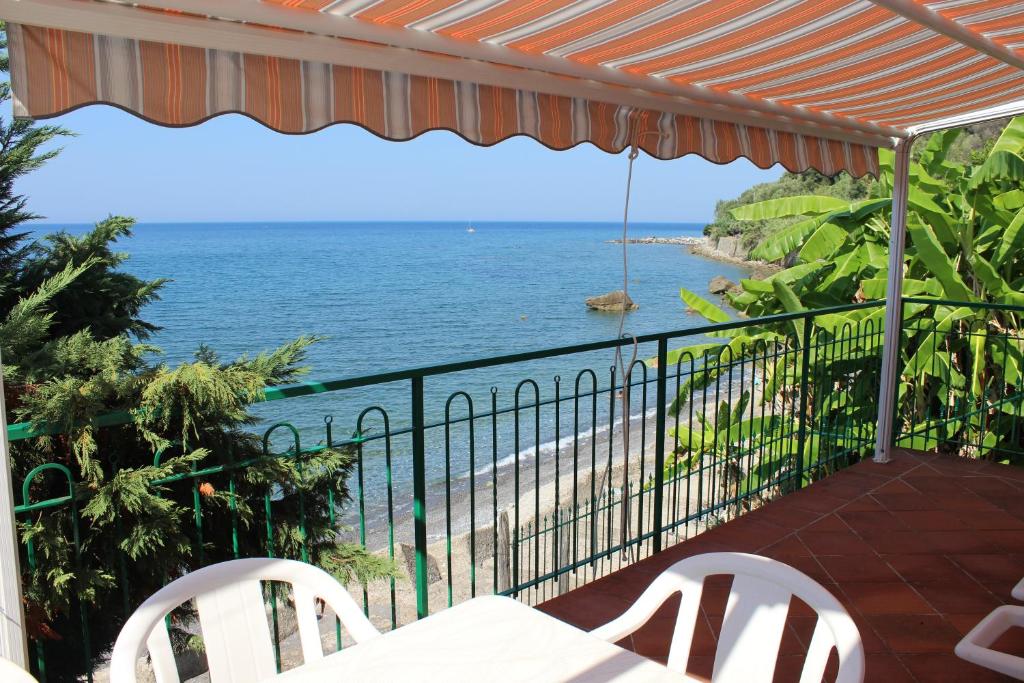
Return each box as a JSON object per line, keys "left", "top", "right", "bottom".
{"left": 740, "top": 278, "right": 774, "bottom": 294}
{"left": 670, "top": 425, "right": 714, "bottom": 453}
{"left": 904, "top": 306, "right": 973, "bottom": 375}
{"left": 751, "top": 198, "right": 891, "bottom": 263}
{"left": 798, "top": 222, "right": 848, "bottom": 262}
{"left": 771, "top": 280, "right": 806, "bottom": 340}
{"left": 994, "top": 190, "right": 1024, "bottom": 211}
{"left": 730, "top": 391, "right": 752, "bottom": 424}
{"left": 908, "top": 188, "right": 958, "bottom": 246}
{"left": 907, "top": 222, "right": 975, "bottom": 301}
{"left": 745, "top": 451, "right": 793, "bottom": 492}
{"left": 811, "top": 312, "right": 857, "bottom": 333}
{"left": 761, "top": 354, "right": 794, "bottom": 403}
{"left": 714, "top": 399, "right": 732, "bottom": 430}
{"left": 910, "top": 165, "right": 955, "bottom": 194}
{"left": 991, "top": 341, "right": 1024, "bottom": 387}
{"left": 750, "top": 215, "right": 831, "bottom": 261}
{"left": 966, "top": 255, "right": 1024, "bottom": 306}
{"left": 860, "top": 277, "right": 939, "bottom": 299}
{"left": 970, "top": 149, "right": 1024, "bottom": 188}
{"left": 975, "top": 222, "right": 1008, "bottom": 257}
{"left": 654, "top": 342, "right": 726, "bottom": 369}
{"left": 727, "top": 289, "right": 759, "bottom": 308}
{"left": 771, "top": 262, "right": 831, "bottom": 290}
{"left": 992, "top": 116, "right": 1024, "bottom": 155}
{"left": 993, "top": 205, "right": 1024, "bottom": 269}
{"left": 970, "top": 329, "right": 986, "bottom": 398}
{"left": 918, "top": 129, "right": 961, "bottom": 176}
{"left": 723, "top": 415, "right": 781, "bottom": 444}
{"left": 729, "top": 195, "right": 849, "bottom": 221}
{"left": 680, "top": 287, "right": 730, "bottom": 323}
{"left": 669, "top": 362, "right": 727, "bottom": 417}
{"left": 817, "top": 246, "right": 866, "bottom": 292}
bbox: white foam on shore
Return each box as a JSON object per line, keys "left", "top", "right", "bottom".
{"left": 458, "top": 403, "right": 662, "bottom": 479}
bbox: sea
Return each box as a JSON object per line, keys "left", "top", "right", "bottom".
{"left": 45, "top": 220, "right": 752, "bottom": 533}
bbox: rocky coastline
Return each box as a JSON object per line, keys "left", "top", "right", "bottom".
{"left": 688, "top": 235, "right": 780, "bottom": 279}
{"left": 609, "top": 233, "right": 780, "bottom": 279}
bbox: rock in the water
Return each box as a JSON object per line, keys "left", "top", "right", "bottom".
{"left": 709, "top": 276, "right": 739, "bottom": 295}
{"left": 585, "top": 290, "right": 638, "bottom": 312}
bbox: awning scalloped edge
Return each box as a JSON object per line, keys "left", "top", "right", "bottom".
{"left": 8, "top": 23, "right": 880, "bottom": 178}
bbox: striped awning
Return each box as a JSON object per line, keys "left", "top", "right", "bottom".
{"left": 3, "top": 1, "right": 1024, "bottom": 177}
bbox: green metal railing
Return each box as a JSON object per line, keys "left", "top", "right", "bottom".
{"left": 8, "top": 296, "right": 1020, "bottom": 680}
{"left": 894, "top": 297, "right": 1024, "bottom": 462}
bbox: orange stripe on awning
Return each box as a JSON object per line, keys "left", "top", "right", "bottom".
{"left": 13, "top": 0, "right": 1024, "bottom": 177}
{"left": 6, "top": 21, "right": 881, "bottom": 177}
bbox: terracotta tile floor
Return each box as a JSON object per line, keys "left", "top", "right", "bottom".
{"left": 537, "top": 449, "right": 1024, "bottom": 682}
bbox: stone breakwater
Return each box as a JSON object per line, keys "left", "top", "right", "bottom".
{"left": 605, "top": 235, "right": 704, "bottom": 245}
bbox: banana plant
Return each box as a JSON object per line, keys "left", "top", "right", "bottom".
{"left": 674, "top": 117, "right": 1024, "bottom": 466}
{"left": 666, "top": 285, "right": 876, "bottom": 495}
{"left": 665, "top": 390, "right": 789, "bottom": 503}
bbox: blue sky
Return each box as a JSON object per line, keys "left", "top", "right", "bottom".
{"left": 17, "top": 103, "right": 784, "bottom": 224}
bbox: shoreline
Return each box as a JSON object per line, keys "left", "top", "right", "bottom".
{"left": 607, "top": 233, "right": 780, "bottom": 278}
{"left": 340, "top": 401, "right": 673, "bottom": 550}
{"left": 687, "top": 237, "right": 780, "bottom": 278}
{"left": 342, "top": 363, "right": 763, "bottom": 629}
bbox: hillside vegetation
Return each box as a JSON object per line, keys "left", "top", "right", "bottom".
{"left": 705, "top": 120, "right": 1009, "bottom": 251}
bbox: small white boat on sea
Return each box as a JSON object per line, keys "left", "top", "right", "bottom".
{"left": 467, "top": 226, "right": 476, "bottom": 233}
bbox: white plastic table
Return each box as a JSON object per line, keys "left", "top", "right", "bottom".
{"left": 270, "top": 595, "right": 694, "bottom": 682}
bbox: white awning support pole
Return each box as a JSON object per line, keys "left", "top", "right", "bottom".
{"left": 0, "top": 350, "right": 28, "bottom": 667}
{"left": 874, "top": 136, "right": 915, "bottom": 464}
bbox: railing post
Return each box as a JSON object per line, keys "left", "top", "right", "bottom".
{"left": 410, "top": 376, "right": 429, "bottom": 619}
{"left": 652, "top": 338, "right": 668, "bottom": 554}
{"left": 0, "top": 350, "right": 28, "bottom": 667}
{"left": 795, "top": 315, "right": 813, "bottom": 488}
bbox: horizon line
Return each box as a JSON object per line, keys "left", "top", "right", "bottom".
{"left": 26, "top": 218, "right": 712, "bottom": 226}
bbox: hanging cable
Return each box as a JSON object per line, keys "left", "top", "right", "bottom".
{"left": 614, "top": 113, "right": 643, "bottom": 561}
{"left": 613, "top": 114, "right": 670, "bottom": 563}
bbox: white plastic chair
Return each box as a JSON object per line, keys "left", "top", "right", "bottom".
{"left": 0, "top": 657, "right": 39, "bottom": 683}
{"left": 110, "top": 558, "right": 380, "bottom": 683}
{"left": 955, "top": 605, "right": 1024, "bottom": 680}
{"left": 591, "top": 552, "right": 865, "bottom": 683}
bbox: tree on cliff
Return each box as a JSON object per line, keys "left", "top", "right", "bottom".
{"left": 706, "top": 120, "right": 1008, "bottom": 252}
